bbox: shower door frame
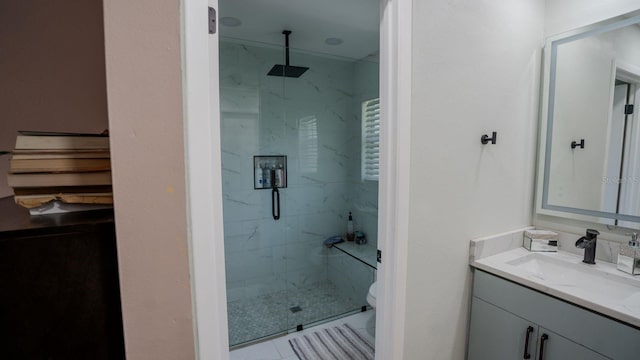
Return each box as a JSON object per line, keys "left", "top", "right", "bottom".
{"left": 182, "top": 0, "right": 413, "bottom": 359}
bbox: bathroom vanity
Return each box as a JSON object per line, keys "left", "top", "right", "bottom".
{"left": 470, "top": 9, "right": 640, "bottom": 359}
{"left": 468, "top": 230, "right": 640, "bottom": 360}
{"left": 469, "top": 270, "right": 637, "bottom": 360}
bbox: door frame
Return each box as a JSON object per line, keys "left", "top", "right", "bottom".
{"left": 181, "top": 0, "right": 412, "bottom": 358}
{"left": 616, "top": 61, "right": 640, "bottom": 228}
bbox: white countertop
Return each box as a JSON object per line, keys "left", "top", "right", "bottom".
{"left": 471, "top": 247, "right": 640, "bottom": 328}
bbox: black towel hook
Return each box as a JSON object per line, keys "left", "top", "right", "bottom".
{"left": 481, "top": 131, "right": 497, "bottom": 145}
{"left": 571, "top": 139, "right": 585, "bottom": 149}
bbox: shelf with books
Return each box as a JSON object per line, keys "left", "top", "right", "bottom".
{"left": 5, "top": 131, "right": 114, "bottom": 213}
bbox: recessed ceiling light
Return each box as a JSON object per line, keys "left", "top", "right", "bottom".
{"left": 325, "top": 37, "right": 343, "bottom": 45}
{"left": 220, "top": 17, "right": 242, "bottom": 27}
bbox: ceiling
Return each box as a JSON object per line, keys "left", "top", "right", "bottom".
{"left": 219, "top": 0, "right": 379, "bottom": 60}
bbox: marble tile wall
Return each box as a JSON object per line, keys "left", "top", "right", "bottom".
{"left": 349, "top": 58, "right": 380, "bottom": 252}
{"left": 220, "top": 40, "right": 379, "bottom": 305}
{"left": 327, "top": 249, "right": 376, "bottom": 307}
{"left": 326, "top": 58, "right": 380, "bottom": 301}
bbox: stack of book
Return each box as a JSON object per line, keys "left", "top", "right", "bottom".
{"left": 6, "top": 131, "right": 113, "bottom": 214}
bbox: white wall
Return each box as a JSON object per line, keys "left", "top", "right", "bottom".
{"left": 403, "top": 0, "right": 544, "bottom": 358}
{"left": 611, "top": 25, "right": 640, "bottom": 66}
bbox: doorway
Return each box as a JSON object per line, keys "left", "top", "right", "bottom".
{"left": 217, "top": 0, "right": 379, "bottom": 347}
{"left": 182, "top": 0, "right": 413, "bottom": 358}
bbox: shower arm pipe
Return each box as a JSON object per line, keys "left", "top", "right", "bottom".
{"left": 283, "top": 30, "right": 291, "bottom": 66}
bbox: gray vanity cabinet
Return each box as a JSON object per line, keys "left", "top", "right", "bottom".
{"left": 468, "top": 298, "right": 606, "bottom": 360}
{"left": 468, "top": 270, "right": 640, "bottom": 360}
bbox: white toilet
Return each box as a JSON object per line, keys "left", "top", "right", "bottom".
{"left": 365, "top": 282, "right": 377, "bottom": 337}
{"left": 366, "top": 282, "right": 377, "bottom": 308}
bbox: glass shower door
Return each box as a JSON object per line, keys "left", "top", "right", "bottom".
{"left": 281, "top": 47, "right": 359, "bottom": 330}
{"left": 219, "top": 39, "right": 291, "bottom": 346}
{"left": 220, "top": 38, "right": 379, "bottom": 347}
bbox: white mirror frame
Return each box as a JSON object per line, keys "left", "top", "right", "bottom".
{"left": 536, "top": 10, "right": 640, "bottom": 225}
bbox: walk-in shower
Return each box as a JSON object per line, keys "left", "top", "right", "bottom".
{"left": 219, "top": 0, "right": 380, "bottom": 347}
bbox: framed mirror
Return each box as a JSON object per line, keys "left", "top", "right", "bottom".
{"left": 537, "top": 10, "right": 640, "bottom": 229}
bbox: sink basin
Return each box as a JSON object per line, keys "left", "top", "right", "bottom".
{"left": 506, "top": 253, "right": 640, "bottom": 302}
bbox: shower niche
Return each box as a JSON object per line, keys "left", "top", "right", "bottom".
{"left": 253, "top": 155, "right": 287, "bottom": 189}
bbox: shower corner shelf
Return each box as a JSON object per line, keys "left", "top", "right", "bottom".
{"left": 331, "top": 241, "right": 378, "bottom": 270}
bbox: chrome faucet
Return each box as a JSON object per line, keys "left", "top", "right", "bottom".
{"left": 575, "top": 229, "right": 600, "bottom": 264}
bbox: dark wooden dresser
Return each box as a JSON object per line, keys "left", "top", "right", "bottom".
{"left": 0, "top": 196, "right": 125, "bottom": 359}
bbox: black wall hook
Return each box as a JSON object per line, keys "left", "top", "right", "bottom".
{"left": 481, "top": 131, "right": 497, "bottom": 145}
{"left": 571, "top": 139, "right": 585, "bottom": 149}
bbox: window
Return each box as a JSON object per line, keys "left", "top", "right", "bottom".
{"left": 298, "top": 115, "right": 318, "bottom": 173}
{"left": 361, "top": 98, "right": 380, "bottom": 181}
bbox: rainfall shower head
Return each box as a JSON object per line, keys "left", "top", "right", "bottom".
{"left": 267, "top": 30, "right": 309, "bottom": 78}
{"left": 268, "top": 64, "right": 309, "bottom": 78}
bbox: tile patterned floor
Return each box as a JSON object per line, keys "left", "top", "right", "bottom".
{"left": 228, "top": 280, "right": 364, "bottom": 346}
{"left": 230, "top": 311, "right": 376, "bottom": 360}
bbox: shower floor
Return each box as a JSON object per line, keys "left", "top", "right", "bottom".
{"left": 227, "top": 280, "right": 361, "bottom": 346}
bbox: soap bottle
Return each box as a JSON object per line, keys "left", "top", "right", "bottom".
{"left": 255, "top": 163, "right": 263, "bottom": 188}
{"left": 275, "top": 164, "right": 285, "bottom": 188}
{"left": 263, "top": 163, "right": 271, "bottom": 188}
{"left": 347, "top": 212, "right": 355, "bottom": 241}
{"left": 617, "top": 233, "right": 640, "bottom": 275}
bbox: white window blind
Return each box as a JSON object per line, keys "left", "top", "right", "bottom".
{"left": 361, "top": 98, "right": 380, "bottom": 181}
{"left": 299, "top": 116, "right": 318, "bottom": 173}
